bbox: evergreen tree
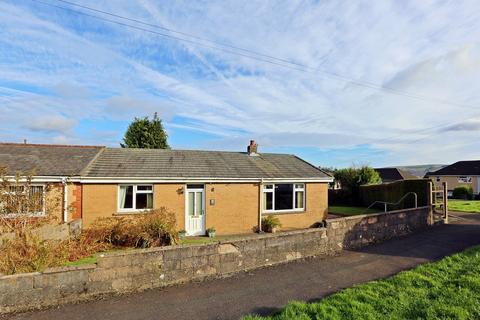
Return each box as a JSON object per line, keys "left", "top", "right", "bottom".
{"left": 121, "top": 112, "right": 170, "bottom": 149}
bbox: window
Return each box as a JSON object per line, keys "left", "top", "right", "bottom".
{"left": 458, "top": 176, "right": 472, "bottom": 183}
{"left": 2, "top": 185, "right": 45, "bottom": 215}
{"left": 263, "top": 183, "right": 305, "bottom": 212}
{"left": 436, "top": 177, "right": 441, "bottom": 182}
{"left": 118, "top": 185, "right": 153, "bottom": 211}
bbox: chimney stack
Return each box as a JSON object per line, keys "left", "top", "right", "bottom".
{"left": 247, "top": 140, "right": 258, "bottom": 156}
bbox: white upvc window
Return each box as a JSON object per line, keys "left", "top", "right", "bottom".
{"left": 458, "top": 176, "right": 472, "bottom": 183}
{"left": 118, "top": 185, "right": 153, "bottom": 212}
{"left": 1, "top": 184, "right": 45, "bottom": 216}
{"left": 262, "top": 183, "right": 305, "bottom": 212}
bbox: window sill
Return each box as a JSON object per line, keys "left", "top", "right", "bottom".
{"left": 114, "top": 210, "right": 151, "bottom": 216}
{"left": 263, "top": 209, "right": 306, "bottom": 215}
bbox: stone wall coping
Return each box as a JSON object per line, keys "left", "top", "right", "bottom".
{"left": 0, "top": 272, "right": 41, "bottom": 280}
{"left": 43, "top": 264, "right": 97, "bottom": 274}
{"left": 327, "top": 206, "right": 429, "bottom": 223}
{"left": 95, "top": 227, "right": 326, "bottom": 259}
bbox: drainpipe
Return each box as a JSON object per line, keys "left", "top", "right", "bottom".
{"left": 258, "top": 178, "right": 264, "bottom": 233}
{"left": 62, "top": 177, "right": 68, "bottom": 223}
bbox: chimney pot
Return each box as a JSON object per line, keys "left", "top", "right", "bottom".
{"left": 247, "top": 140, "right": 258, "bottom": 155}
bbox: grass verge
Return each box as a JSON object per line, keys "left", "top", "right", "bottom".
{"left": 448, "top": 200, "right": 480, "bottom": 213}
{"left": 243, "top": 245, "right": 480, "bottom": 320}
{"left": 328, "top": 206, "right": 380, "bottom": 216}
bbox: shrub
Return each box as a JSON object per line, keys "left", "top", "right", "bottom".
{"left": 261, "top": 215, "right": 282, "bottom": 233}
{"left": 0, "top": 205, "right": 179, "bottom": 275}
{"left": 85, "top": 207, "right": 178, "bottom": 248}
{"left": 452, "top": 185, "right": 474, "bottom": 200}
{"left": 332, "top": 166, "right": 381, "bottom": 205}
{"left": 0, "top": 233, "right": 55, "bottom": 275}
{"left": 136, "top": 208, "right": 178, "bottom": 247}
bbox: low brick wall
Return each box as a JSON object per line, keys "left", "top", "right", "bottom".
{"left": 0, "top": 206, "right": 429, "bottom": 314}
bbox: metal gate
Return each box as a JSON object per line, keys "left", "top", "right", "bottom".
{"left": 428, "top": 181, "right": 448, "bottom": 225}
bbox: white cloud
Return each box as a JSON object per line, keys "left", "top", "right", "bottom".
{"left": 27, "top": 115, "right": 76, "bottom": 134}
{"left": 1, "top": 0, "right": 480, "bottom": 165}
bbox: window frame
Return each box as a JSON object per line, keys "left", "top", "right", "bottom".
{"left": 2, "top": 184, "right": 46, "bottom": 217}
{"left": 458, "top": 176, "right": 472, "bottom": 183}
{"left": 262, "top": 183, "right": 305, "bottom": 213}
{"left": 117, "top": 184, "right": 154, "bottom": 212}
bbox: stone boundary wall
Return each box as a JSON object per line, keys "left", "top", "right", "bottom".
{"left": 0, "top": 206, "right": 430, "bottom": 314}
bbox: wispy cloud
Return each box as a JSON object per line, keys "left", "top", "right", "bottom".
{"left": 1, "top": 0, "right": 480, "bottom": 167}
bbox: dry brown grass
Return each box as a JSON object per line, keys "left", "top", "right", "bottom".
{"left": 0, "top": 232, "right": 112, "bottom": 275}
{"left": 0, "top": 208, "right": 179, "bottom": 275}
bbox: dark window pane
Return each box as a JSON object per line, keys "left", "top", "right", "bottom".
{"left": 30, "top": 186, "right": 44, "bottom": 212}
{"left": 264, "top": 192, "right": 273, "bottom": 210}
{"left": 137, "top": 185, "right": 153, "bottom": 191}
{"left": 120, "top": 185, "right": 133, "bottom": 209}
{"left": 187, "top": 184, "right": 204, "bottom": 189}
{"left": 136, "top": 193, "right": 153, "bottom": 209}
{"left": 274, "top": 184, "right": 293, "bottom": 210}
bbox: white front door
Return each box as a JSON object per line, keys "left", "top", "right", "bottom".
{"left": 185, "top": 185, "right": 205, "bottom": 236}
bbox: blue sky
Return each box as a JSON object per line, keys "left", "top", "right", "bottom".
{"left": 1, "top": 0, "right": 480, "bottom": 168}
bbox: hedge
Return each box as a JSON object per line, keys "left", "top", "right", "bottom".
{"left": 360, "top": 179, "right": 430, "bottom": 211}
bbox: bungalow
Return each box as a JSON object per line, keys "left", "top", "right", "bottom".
{"left": 0, "top": 141, "right": 333, "bottom": 236}
{"left": 425, "top": 160, "right": 480, "bottom": 196}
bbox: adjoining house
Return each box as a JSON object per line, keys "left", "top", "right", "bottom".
{"left": 374, "top": 167, "right": 417, "bottom": 183}
{"left": 0, "top": 141, "right": 333, "bottom": 236}
{"left": 425, "top": 160, "right": 480, "bottom": 196}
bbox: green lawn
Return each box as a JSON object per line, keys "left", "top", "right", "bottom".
{"left": 328, "top": 205, "right": 380, "bottom": 216}
{"left": 243, "top": 246, "right": 480, "bottom": 320}
{"left": 180, "top": 236, "right": 219, "bottom": 245}
{"left": 448, "top": 200, "right": 480, "bottom": 213}
{"left": 63, "top": 255, "right": 97, "bottom": 266}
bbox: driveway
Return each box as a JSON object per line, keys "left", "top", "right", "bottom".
{"left": 4, "top": 212, "right": 480, "bottom": 320}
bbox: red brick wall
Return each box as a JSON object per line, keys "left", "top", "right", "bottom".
{"left": 71, "top": 184, "right": 83, "bottom": 220}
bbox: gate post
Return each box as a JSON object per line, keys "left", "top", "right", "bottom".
{"left": 427, "top": 181, "right": 433, "bottom": 226}
{"left": 443, "top": 182, "right": 448, "bottom": 224}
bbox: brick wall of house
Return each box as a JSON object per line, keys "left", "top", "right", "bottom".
{"left": 81, "top": 182, "right": 329, "bottom": 234}
{"left": 69, "top": 184, "right": 83, "bottom": 220}
{"left": 431, "top": 175, "right": 479, "bottom": 194}
{"left": 45, "top": 183, "right": 64, "bottom": 223}
{"left": 269, "top": 183, "right": 328, "bottom": 230}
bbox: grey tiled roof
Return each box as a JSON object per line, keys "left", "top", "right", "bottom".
{"left": 426, "top": 160, "right": 480, "bottom": 176}
{"left": 84, "top": 148, "right": 330, "bottom": 179}
{"left": 0, "top": 143, "right": 104, "bottom": 176}
{"left": 374, "top": 168, "right": 417, "bottom": 182}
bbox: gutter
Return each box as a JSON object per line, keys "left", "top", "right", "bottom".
{"left": 258, "top": 178, "right": 264, "bottom": 233}
{"left": 4, "top": 176, "right": 334, "bottom": 184}
{"left": 77, "top": 177, "right": 334, "bottom": 184}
